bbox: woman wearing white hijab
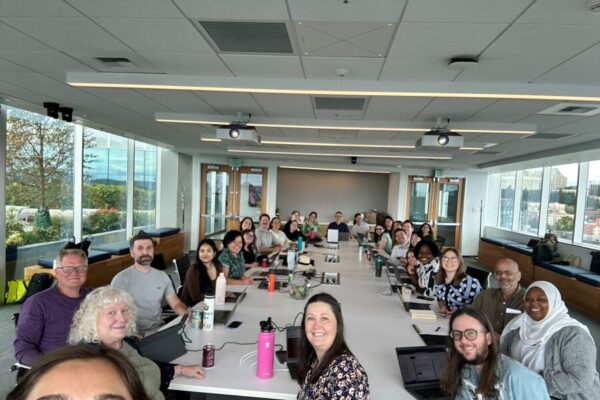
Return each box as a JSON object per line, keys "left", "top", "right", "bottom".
{"left": 500, "top": 281, "right": 600, "bottom": 400}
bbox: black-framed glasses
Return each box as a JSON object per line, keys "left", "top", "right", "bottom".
{"left": 441, "top": 256, "right": 459, "bottom": 263}
{"left": 449, "top": 329, "right": 486, "bottom": 341}
{"left": 56, "top": 266, "right": 88, "bottom": 275}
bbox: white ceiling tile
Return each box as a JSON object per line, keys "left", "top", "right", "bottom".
{"left": 138, "top": 90, "right": 217, "bottom": 114}
{"left": 0, "top": 79, "right": 61, "bottom": 105}
{"left": 416, "top": 98, "right": 497, "bottom": 121}
{"left": 252, "top": 94, "right": 314, "bottom": 118}
{"left": 378, "top": 57, "right": 459, "bottom": 81}
{"left": 404, "top": 0, "right": 530, "bottom": 23}
{"left": 309, "top": 40, "right": 380, "bottom": 58}
{"left": 514, "top": 114, "right": 582, "bottom": 132}
{"left": 548, "top": 114, "right": 600, "bottom": 135}
{"left": 288, "top": 0, "right": 406, "bottom": 22}
{"left": 220, "top": 54, "right": 304, "bottom": 78}
{"left": 0, "top": 22, "right": 50, "bottom": 51}
{"left": 303, "top": 57, "right": 384, "bottom": 80}
{"left": 483, "top": 24, "right": 600, "bottom": 61}
{"left": 364, "top": 97, "right": 432, "bottom": 120}
{"left": 467, "top": 99, "right": 555, "bottom": 123}
{"left": 315, "top": 109, "right": 364, "bottom": 120}
{"left": 79, "top": 88, "right": 165, "bottom": 118}
{"left": 518, "top": 0, "right": 600, "bottom": 26}
{"left": 0, "top": 0, "right": 81, "bottom": 17}
{"left": 174, "top": 0, "right": 289, "bottom": 20}
{"left": 95, "top": 18, "right": 214, "bottom": 54}
{"left": 68, "top": 0, "right": 183, "bottom": 18}
{"left": 456, "top": 59, "right": 558, "bottom": 83}
{"left": 279, "top": 129, "right": 320, "bottom": 139}
{"left": 195, "top": 92, "right": 265, "bottom": 116}
{"left": 534, "top": 62, "right": 600, "bottom": 85}
{"left": 2, "top": 18, "right": 131, "bottom": 52}
{"left": 0, "top": 50, "right": 93, "bottom": 80}
{"left": 388, "top": 22, "right": 507, "bottom": 59}
{"left": 138, "top": 53, "right": 229, "bottom": 75}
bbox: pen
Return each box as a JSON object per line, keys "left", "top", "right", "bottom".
{"left": 435, "top": 326, "right": 441, "bottom": 332}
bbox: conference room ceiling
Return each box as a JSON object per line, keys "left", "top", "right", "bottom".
{"left": 2, "top": 0, "right": 600, "bottom": 171}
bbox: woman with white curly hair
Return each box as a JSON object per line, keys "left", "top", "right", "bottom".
{"left": 69, "top": 286, "right": 204, "bottom": 400}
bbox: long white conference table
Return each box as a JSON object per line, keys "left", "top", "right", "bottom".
{"left": 168, "top": 242, "right": 438, "bottom": 399}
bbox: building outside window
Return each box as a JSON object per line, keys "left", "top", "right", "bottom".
{"left": 134, "top": 142, "right": 157, "bottom": 230}
{"left": 498, "top": 172, "right": 516, "bottom": 229}
{"left": 546, "top": 164, "right": 578, "bottom": 241}
{"left": 519, "top": 168, "right": 543, "bottom": 234}
{"left": 583, "top": 160, "right": 600, "bottom": 245}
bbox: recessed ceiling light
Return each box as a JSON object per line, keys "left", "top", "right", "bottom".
{"left": 280, "top": 166, "right": 388, "bottom": 174}
{"left": 228, "top": 149, "right": 452, "bottom": 160}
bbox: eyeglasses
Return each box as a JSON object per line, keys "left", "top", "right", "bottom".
{"left": 494, "top": 270, "right": 516, "bottom": 277}
{"left": 56, "top": 266, "right": 88, "bottom": 275}
{"left": 449, "top": 329, "right": 487, "bottom": 341}
{"left": 442, "top": 256, "right": 459, "bottom": 263}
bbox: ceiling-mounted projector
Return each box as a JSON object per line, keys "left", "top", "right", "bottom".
{"left": 216, "top": 125, "right": 261, "bottom": 144}
{"left": 416, "top": 129, "right": 464, "bottom": 149}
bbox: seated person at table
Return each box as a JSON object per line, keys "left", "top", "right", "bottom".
{"left": 111, "top": 231, "right": 188, "bottom": 335}
{"left": 241, "top": 229, "right": 259, "bottom": 265}
{"left": 405, "top": 249, "right": 418, "bottom": 275}
{"left": 402, "top": 220, "right": 415, "bottom": 241}
{"left": 239, "top": 216, "right": 255, "bottom": 232}
{"left": 470, "top": 258, "right": 526, "bottom": 335}
{"left": 255, "top": 213, "right": 282, "bottom": 255}
{"left": 285, "top": 220, "right": 306, "bottom": 242}
{"left": 7, "top": 344, "right": 151, "bottom": 400}
{"left": 69, "top": 287, "right": 204, "bottom": 400}
{"left": 180, "top": 239, "right": 223, "bottom": 307}
{"left": 441, "top": 308, "right": 550, "bottom": 400}
{"left": 283, "top": 210, "right": 301, "bottom": 236}
{"left": 218, "top": 230, "right": 253, "bottom": 285}
{"left": 373, "top": 223, "right": 392, "bottom": 255}
{"left": 270, "top": 216, "right": 291, "bottom": 250}
{"left": 419, "top": 222, "right": 434, "bottom": 241}
{"left": 434, "top": 247, "right": 482, "bottom": 317}
{"left": 501, "top": 281, "right": 600, "bottom": 400}
{"left": 410, "top": 231, "right": 421, "bottom": 248}
{"left": 15, "top": 248, "right": 92, "bottom": 366}
{"left": 383, "top": 215, "right": 394, "bottom": 235}
{"left": 327, "top": 211, "right": 350, "bottom": 233}
{"left": 350, "top": 212, "right": 370, "bottom": 240}
{"left": 297, "top": 293, "right": 369, "bottom": 400}
{"left": 407, "top": 240, "right": 440, "bottom": 297}
{"left": 389, "top": 228, "right": 410, "bottom": 265}
{"left": 301, "top": 211, "right": 321, "bottom": 240}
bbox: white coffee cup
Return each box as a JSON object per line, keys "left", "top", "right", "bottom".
{"left": 401, "top": 287, "right": 412, "bottom": 302}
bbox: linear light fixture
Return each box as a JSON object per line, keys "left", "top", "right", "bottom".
{"left": 160, "top": 116, "right": 533, "bottom": 135}
{"left": 227, "top": 149, "right": 452, "bottom": 160}
{"left": 67, "top": 72, "right": 600, "bottom": 103}
{"left": 280, "top": 166, "right": 389, "bottom": 174}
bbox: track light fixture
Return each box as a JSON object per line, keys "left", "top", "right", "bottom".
{"left": 229, "top": 124, "right": 241, "bottom": 139}
{"left": 43, "top": 102, "right": 60, "bottom": 119}
{"left": 59, "top": 107, "right": 73, "bottom": 122}
{"left": 437, "top": 132, "right": 450, "bottom": 146}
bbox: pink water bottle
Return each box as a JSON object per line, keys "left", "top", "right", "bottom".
{"left": 256, "top": 317, "right": 275, "bottom": 379}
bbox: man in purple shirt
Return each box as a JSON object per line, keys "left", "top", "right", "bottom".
{"left": 14, "top": 248, "right": 91, "bottom": 366}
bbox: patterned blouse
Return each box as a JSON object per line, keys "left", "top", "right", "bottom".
{"left": 434, "top": 275, "right": 482, "bottom": 310}
{"left": 218, "top": 248, "right": 245, "bottom": 279}
{"left": 416, "top": 258, "right": 440, "bottom": 297}
{"left": 298, "top": 353, "right": 370, "bottom": 400}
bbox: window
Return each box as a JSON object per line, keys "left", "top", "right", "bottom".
{"left": 82, "top": 128, "right": 128, "bottom": 243}
{"left": 519, "top": 168, "right": 543, "bottom": 234}
{"left": 134, "top": 142, "right": 157, "bottom": 229}
{"left": 546, "top": 164, "right": 578, "bottom": 241}
{"left": 498, "top": 172, "right": 516, "bottom": 229}
{"left": 583, "top": 160, "right": 600, "bottom": 245}
{"left": 5, "top": 107, "right": 74, "bottom": 249}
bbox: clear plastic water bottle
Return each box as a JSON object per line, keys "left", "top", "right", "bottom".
{"left": 287, "top": 250, "right": 296, "bottom": 271}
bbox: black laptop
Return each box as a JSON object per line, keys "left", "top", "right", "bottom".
{"left": 285, "top": 326, "right": 302, "bottom": 379}
{"left": 396, "top": 345, "right": 450, "bottom": 400}
{"left": 214, "top": 287, "right": 247, "bottom": 325}
{"left": 138, "top": 314, "right": 188, "bottom": 363}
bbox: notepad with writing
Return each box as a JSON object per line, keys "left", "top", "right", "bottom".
{"left": 410, "top": 308, "right": 437, "bottom": 320}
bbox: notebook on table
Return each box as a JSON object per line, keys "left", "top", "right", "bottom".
{"left": 396, "top": 345, "right": 450, "bottom": 400}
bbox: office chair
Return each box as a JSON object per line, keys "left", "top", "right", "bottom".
{"left": 466, "top": 266, "right": 491, "bottom": 290}
{"left": 173, "top": 253, "right": 192, "bottom": 291}
{"left": 9, "top": 313, "right": 30, "bottom": 380}
{"left": 433, "top": 237, "right": 445, "bottom": 251}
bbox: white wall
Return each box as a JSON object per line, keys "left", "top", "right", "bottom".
{"left": 387, "top": 173, "right": 401, "bottom": 218}
{"left": 156, "top": 149, "right": 179, "bottom": 227}
{"left": 177, "top": 153, "right": 193, "bottom": 250}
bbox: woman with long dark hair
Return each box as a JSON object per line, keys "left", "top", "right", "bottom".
{"left": 434, "top": 247, "right": 481, "bottom": 317}
{"left": 180, "top": 239, "right": 223, "bottom": 307}
{"left": 218, "top": 230, "right": 252, "bottom": 285}
{"left": 297, "top": 293, "right": 369, "bottom": 399}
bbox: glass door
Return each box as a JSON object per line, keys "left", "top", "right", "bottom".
{"left": 406, "top": 176, "right": 465, "bottom": 249}
{"left": 200, "top": 165, "right": 268, "bottom": 240}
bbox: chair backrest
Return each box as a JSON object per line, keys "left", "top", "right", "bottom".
{"left": 150, "top": 253, "right": 167, "bottom": 270}
{"left": 433, "top": 237, "right": 445, "bottom": 251}
{"left": 466, "top": 266, "right": 490, "bottom": 290}
{"left": 174, "top": 253, "right": 192, "bottom": 286}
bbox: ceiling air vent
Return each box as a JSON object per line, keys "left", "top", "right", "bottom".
{"left": 538, "top": 103, "right": 600, "bottom": 116}
{"left": 95, "top": 57, "right": 133, "bottom": 66}
{"left": 199, "top": 21, "right": 293, "bottom": 53}
{"left": 314, "top": 97, "right": 366, "bottom": 111}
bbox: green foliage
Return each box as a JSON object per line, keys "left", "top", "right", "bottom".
{"left": 555, "top": 215, "right": 574, "bottom": 232}
{"left": 83, "top": 208, "right": 124, "bottom": 235}
{"left": 83, "top": 183, "right": 126, "bottom": 209}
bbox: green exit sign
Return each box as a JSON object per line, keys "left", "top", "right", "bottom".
{"left": 434, "top": 169, "right": 444, "bottom": 177}
{"left": 229, "top": 158, "right": 242, "bottom": 168}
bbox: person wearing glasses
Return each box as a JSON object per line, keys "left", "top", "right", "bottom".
{"left": 501, "top": 281, "right": 600, "bottom": 400}
{"left": 373, "top": 223, "right": 392, "bottom": 255}
{"left": 470, "top": 258, "right": 526, "bottom": 335}
{"left": 14, "top": 248, "right": 92, "bottom": 366}
{"left": 434, "top": 248, "right": 482, "bottom": 317}
{"left": 440, "top": 308, "right": 550, "bottom": 399}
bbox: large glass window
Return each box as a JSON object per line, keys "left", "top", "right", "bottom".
{"left": 583, "top": 160, "right": 600, "bottom": 245}
{"left": 519, "top": 168, "right": 543, "bottom": 234}
{"left": 498, "top": 172, "right": 516, "bottom": 229}
{"left": 5, "top": 107, "right": 74, "bottom": 247}
{"left": 134, "top": 142, "right": 157, "bottom": 229}
{"left": 82, "top": 128, "right": 128, "bottom": 243}
{"left": 547, "top": 164, "right": 578, "bottom": 241}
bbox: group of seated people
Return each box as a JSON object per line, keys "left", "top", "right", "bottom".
{"left": 11, "top": 219, "right": 600, "bottom": 400}
{"left": 372, "top": 218, "right": 433, "bottom": 258}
